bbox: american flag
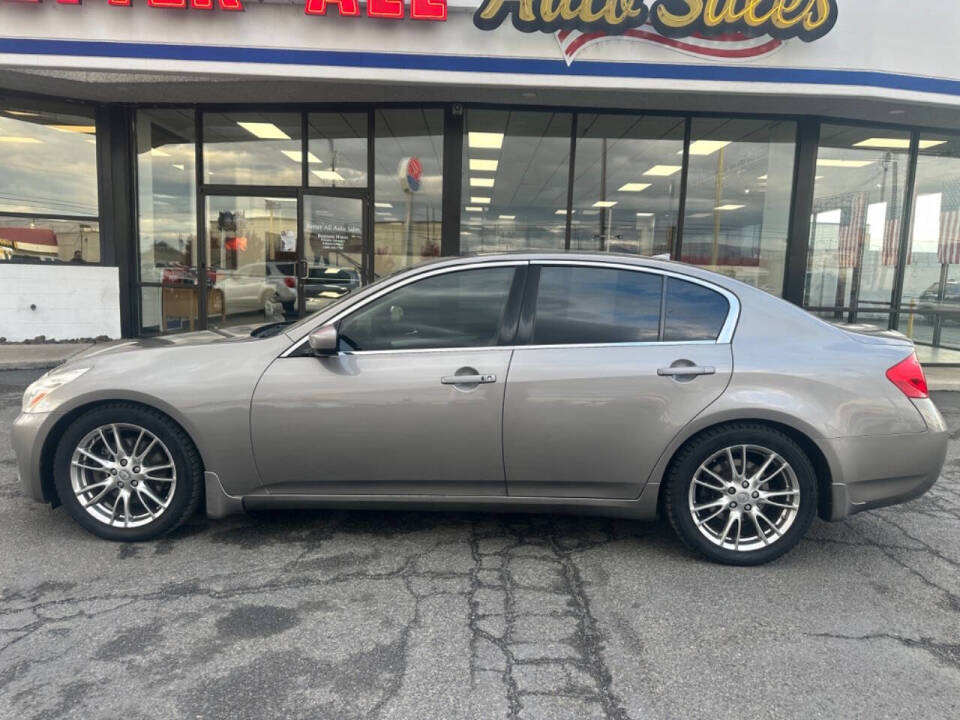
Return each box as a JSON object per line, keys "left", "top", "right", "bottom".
{"left": 882, "top": 199, "right": 904, "bottom": 266}
{"left": 837, "top": 192, "right": 868, "bottom": 269}
{"left": 939, "top": 183, "right": 960, "bottom": 265}
{"left": 556, "top": 22, "right": 783, "bottom": 65}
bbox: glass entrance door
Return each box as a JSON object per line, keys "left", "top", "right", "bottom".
{"left": 302, "top": 195, "right": 365, "bottom": 315}
{"left": 203, "top": 195, "right": 298, "bottom": 328}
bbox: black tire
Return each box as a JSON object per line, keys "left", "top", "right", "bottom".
{"left": 664, "top": 423, "right": 818, "bottom": 566}
{"left": 53, "top": 403, "right": 203, "bottom": 542}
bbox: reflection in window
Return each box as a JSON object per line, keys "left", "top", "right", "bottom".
{"left": 308, "top": 113, "right": 367, "bottom": 188}
{"left": 374, "top": 109, "right": 443, "bottom": 279}
{"left": 0, "top": 217, "right": 99, "bottom": 265}
{"left": 663, "top": 278, "right": 729, "bottom": 342}
{"left": 460, "top": 110, "right": 571, "bottom": 253}
{"left": 0, "top": 106, "right": 98, "bottom": 218}
{"left": 339, "top": 267, "right": 515, "bottom": 351}
{"left": 202, "top": 112, "right": 302, "bottom": 186}
{"left": 900, "top": 133, "right": 960, "bottom": 352}
{"left": 803, "top": 124, "right": 910, "bottom": 322}
{"left": 681, "top": 119, "right": 796, "bottom": 295}
{"left": 572, "top": 114, "right": 684, "bottom": 256}
{"left": 136, "top": 110, "right": 197, "bottom": 284}
{"left": 533, "top": 267, "right": 662, "bottom": 345}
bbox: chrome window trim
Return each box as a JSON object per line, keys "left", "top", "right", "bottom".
{"left": 281, "top": 256, "right": 741, "bottom": 357}
{"left": 281, "top": 260, "right": 528, "bottom": 357}
{"left": 532, "top": 259, "right": 741, "bottom": 345}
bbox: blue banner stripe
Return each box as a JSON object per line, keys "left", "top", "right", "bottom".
{"left": 3, "top": 37, "right": 960, "bottom": 98}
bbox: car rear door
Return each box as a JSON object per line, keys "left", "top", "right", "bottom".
{"left": 250, "top": 262, "right": 526, "bottom": 496}
{"left": 502, "top": 262, "right": 736, "bottom": 499}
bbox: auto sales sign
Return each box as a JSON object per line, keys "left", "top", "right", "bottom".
{"left": 473, "top": 0, "right": 839, "bottom": 64}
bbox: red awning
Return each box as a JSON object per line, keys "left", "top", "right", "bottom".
{"left": 0, "top": 226, "right": 58, "bottom": 254}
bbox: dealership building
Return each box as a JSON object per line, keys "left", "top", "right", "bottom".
{"left": 2, "top": 0, "right": 960, "bottom": 362}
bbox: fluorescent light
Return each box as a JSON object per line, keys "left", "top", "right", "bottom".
{"left": 618, "top": 183, "right": 651, "bottom": 192}
{"left": 636, "top": 212, "right": 654, "bottom": 217}
{"left": 6, "top": 110, "right": 38, "bottom": 117}
{"left": 593, "top": 200, "right": 618, "bottom": 208}
{"left": 714, "top": 204, "right": 745, "bottom": 211}
{"left": 465, "top": 206, "right": 484, "bottom": 212}
{"left": 686, "top": 140, "right": 731, "bottom": 156}
{"left": 374, "top": 202, "right": 392, "bottom": 208}
{"left": 470, "top": 177, "right": 495, "bottom": 187}
{"left": 172, "top": 164, "right": 185, "bottom": 171}
{"left": 554, "top": 209, "right": 568, "bottom": 215}
{"left": 0, "top": 136, "right": 43, "bottom": 143}
{"left": 281, "top": 150, "right": 323, "bottom": 163}
{"left": 312, "top": 169, "right": 345, "bottom": 182}
{"left": 644, "top": 165, "right": 682, "bottom": 177}
{"left": 470, "top": 196, "right": 491, "bottom": 204}
{"left": 757, "top": 175, "right": 768, "bottom": 180}
{"left": 499, "top": 215, "right": 515, "bottom": 220}
{"left": 817, "top": 158, "right": 874, "bottom": 168}
{"left": 469, "top": 158, "right": 498, "bottom": 172}
{"left": 468, "top": 132, "right": 504, "bottom": 149}
{"left": 853, "top": 138, "right": 946, "bottom": 150}
{"left": 49, "top": 125, "right": 96, "bottom": 134}
{"left": 236, "top": 122, "right": 290, "bottom": 140}
{"left": 150, "top": 148, "right": 170, "bottom": 157}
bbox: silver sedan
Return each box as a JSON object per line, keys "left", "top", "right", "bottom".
{"left": 11, "top": 253, "right": 947, "bottom": 565}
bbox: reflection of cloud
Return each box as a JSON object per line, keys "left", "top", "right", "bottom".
{"left": 0, "top": 114, "right": 98, "bottom": 216}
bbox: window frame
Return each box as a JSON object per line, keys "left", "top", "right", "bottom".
{"left": 520, "top": 260, "right": 740, "bottom": 348}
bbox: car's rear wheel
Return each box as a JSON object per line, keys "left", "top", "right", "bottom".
{"left": 53, "top": 404, "right": 203, "bottom": 541}
{"left": 665, "top": 423, "right": 818, "bottom": 565}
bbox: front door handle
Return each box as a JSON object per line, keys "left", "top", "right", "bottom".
{"left": 441, "top": 374, "right": 496, "bottom": 385}
{"left": 657, "top": 366, "right": 716, "bottom": 378}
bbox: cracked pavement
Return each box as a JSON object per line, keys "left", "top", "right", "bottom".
{"left": 1, "top": 368, "right": 959, "bottom": 719}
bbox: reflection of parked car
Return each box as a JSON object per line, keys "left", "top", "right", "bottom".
{"left": 212, "top": 264, "right": 276, "bottom": 316}
{"left": 158, "top": 262, "right": 215, "bottom": 287}
{"left": 265, "top": 262, "right": 362, "bottom": 316}
{"left": 916, "top": 280, "right": 960, "bottom": 326}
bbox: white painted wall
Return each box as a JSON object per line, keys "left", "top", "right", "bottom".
{"left": 0, "top": 264, "right": 121, "bottom": 342}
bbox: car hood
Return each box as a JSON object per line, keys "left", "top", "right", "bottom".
{"left": 67, "top": 325, "right": 260, "bottom": 363}
{"left": 831, "top": 322, "right": 915, "bottom": 347}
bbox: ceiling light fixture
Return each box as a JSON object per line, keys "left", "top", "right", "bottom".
{"left": 236, "top": 122, "right": 291, "bottom": 140}
{"left": 374, "top": 202, "right": 392, "bottom": 208}
{"left": 465, "top": 206, "right": 484, "bottom": 212}
{"left": 470, "top": 177, "right": 495, "bottom": 187}
{"left": 499, "top": 215, "right": 516, "bottom": 220}
{"left": 816, "top": 158, "right": 875, "bottom": 168}
{"left": 684, "top": 140, "right": 731, "bottom": 156}
{"left": 644, "top": 165, "right": 682, "bottom": 177}
{"left": 312, "top": 169, "right": 345, "bottom": 182}
{"left": 469, "top": 158, "right": 498, "bottom": 172}
{"left": 468, "top": 132, "right": 504, "bottom": 149}
{"left": 714, "top": 204, "right": 745, "bottom": 211}
{"left": 593, "top": 200, "right": 618, "bottom": 208}
{"left": 618, "top": 183, "right": 651, "bottom": 192}
{"left": 470, "top": 196, "right": 492, "bottom": 204}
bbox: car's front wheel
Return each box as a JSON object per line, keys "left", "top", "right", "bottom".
{"left": 53, "top": 403, "right": 203, "bottom": 541}
{"left": 665, "top": 423, "right": 818, "bottom": 565}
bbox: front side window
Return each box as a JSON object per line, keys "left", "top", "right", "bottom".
{"left": 663, "top": 278, "right": 730, "bottom": 342}
{"left": 339, "top": 267, "right": 516, "bottom": 351}
{"left": 533, "top": 266, "right": 662, "bottom": 345}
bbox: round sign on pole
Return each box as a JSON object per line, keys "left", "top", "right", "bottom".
{"left": 398, "top": 156, "right": 422, "bottom": 193}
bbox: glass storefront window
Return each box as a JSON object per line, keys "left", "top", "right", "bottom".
{"left": 204, "top": 195, "right": 298, "bottom": 328}
{"left": 373, "top": 108, "right": 443, "bottom": 278}
{"left": 202, "top": 112, "right": 302, "bottom": 186}
{"left": 308, "top": 113, "right": 367, "bottom": 188}
{"left": 804, "top": 125, "right": 911, "bottom": 322}
{"left": 899, "top": 132, "right": 960, "bottom": 357}
{"left": 572, "top": 114, "right": 684, "bottom": 255}
{"left": 136, "top": 109, "right": 197, "bottom": 285}
{"left": 0, "top": 217, "right": 99, "bottom": 265}
{"left": 0, "top": 106, "right": 98, "bottom": 218}
{"left": 461, "top": 110, "right": 571, "bottom": 253}
{"left": 681, "top": 119, "right": 796, "bottom": 295}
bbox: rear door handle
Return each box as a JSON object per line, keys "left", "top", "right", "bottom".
{"left": 441, "top": 374, "right": 496, "bottom": 385}
{"left": 657, "top": 366, "right": 716, "bottom": 378}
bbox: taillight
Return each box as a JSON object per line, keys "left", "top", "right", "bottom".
{"left": 283, "top": 276, "right": 296, "bottom": 289}
{"left": 886, "top": 353, "right": 929, "bottom": 399}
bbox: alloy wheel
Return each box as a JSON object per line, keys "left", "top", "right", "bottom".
{"left": 687, "top": 444, "right": 801, "bottom": 552}
{"left": 69, "top": 423, "right": 178, "bottom": 529}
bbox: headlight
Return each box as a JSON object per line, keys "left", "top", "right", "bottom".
{"left": 21, "top": 367, "right": 90, "bottom": 413}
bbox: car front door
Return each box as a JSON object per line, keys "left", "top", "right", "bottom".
{"left": 503, "top": 262, "right": 736, "bottom": 500}
{"left": 250, "top": 262, "right": 525, "bottom": 496}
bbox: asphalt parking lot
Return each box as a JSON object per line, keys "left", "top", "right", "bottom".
{"left": 1, "top": 368, "right": 959, "bottom": 720}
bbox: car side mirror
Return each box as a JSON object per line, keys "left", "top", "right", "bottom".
{"left": 308, "top": 324, "right": 339, "bottom": 356}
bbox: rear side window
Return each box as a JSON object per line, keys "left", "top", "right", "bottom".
{"left": 663, "top": 278, "right": 729, "bottom": 341}
{"left": 533, "top": 266, "right": 662, "bottom": 345}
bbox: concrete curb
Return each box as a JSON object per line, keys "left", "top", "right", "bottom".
{"left": 0, "top": 344, "right": 94, "bottom": 372}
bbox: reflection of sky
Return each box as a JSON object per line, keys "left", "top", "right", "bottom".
{"left": 0, "top": 111, "right": 98, "bottom": 217}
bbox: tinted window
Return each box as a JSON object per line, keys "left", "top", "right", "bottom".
{"left": 339, "top": 268, "right": 515, "bottom": 351}
{"left": 663, "top": 278, "right": 729, "bottom": 341}
{"left": 533, "top": 267, "right": 662, "bottom": 345}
